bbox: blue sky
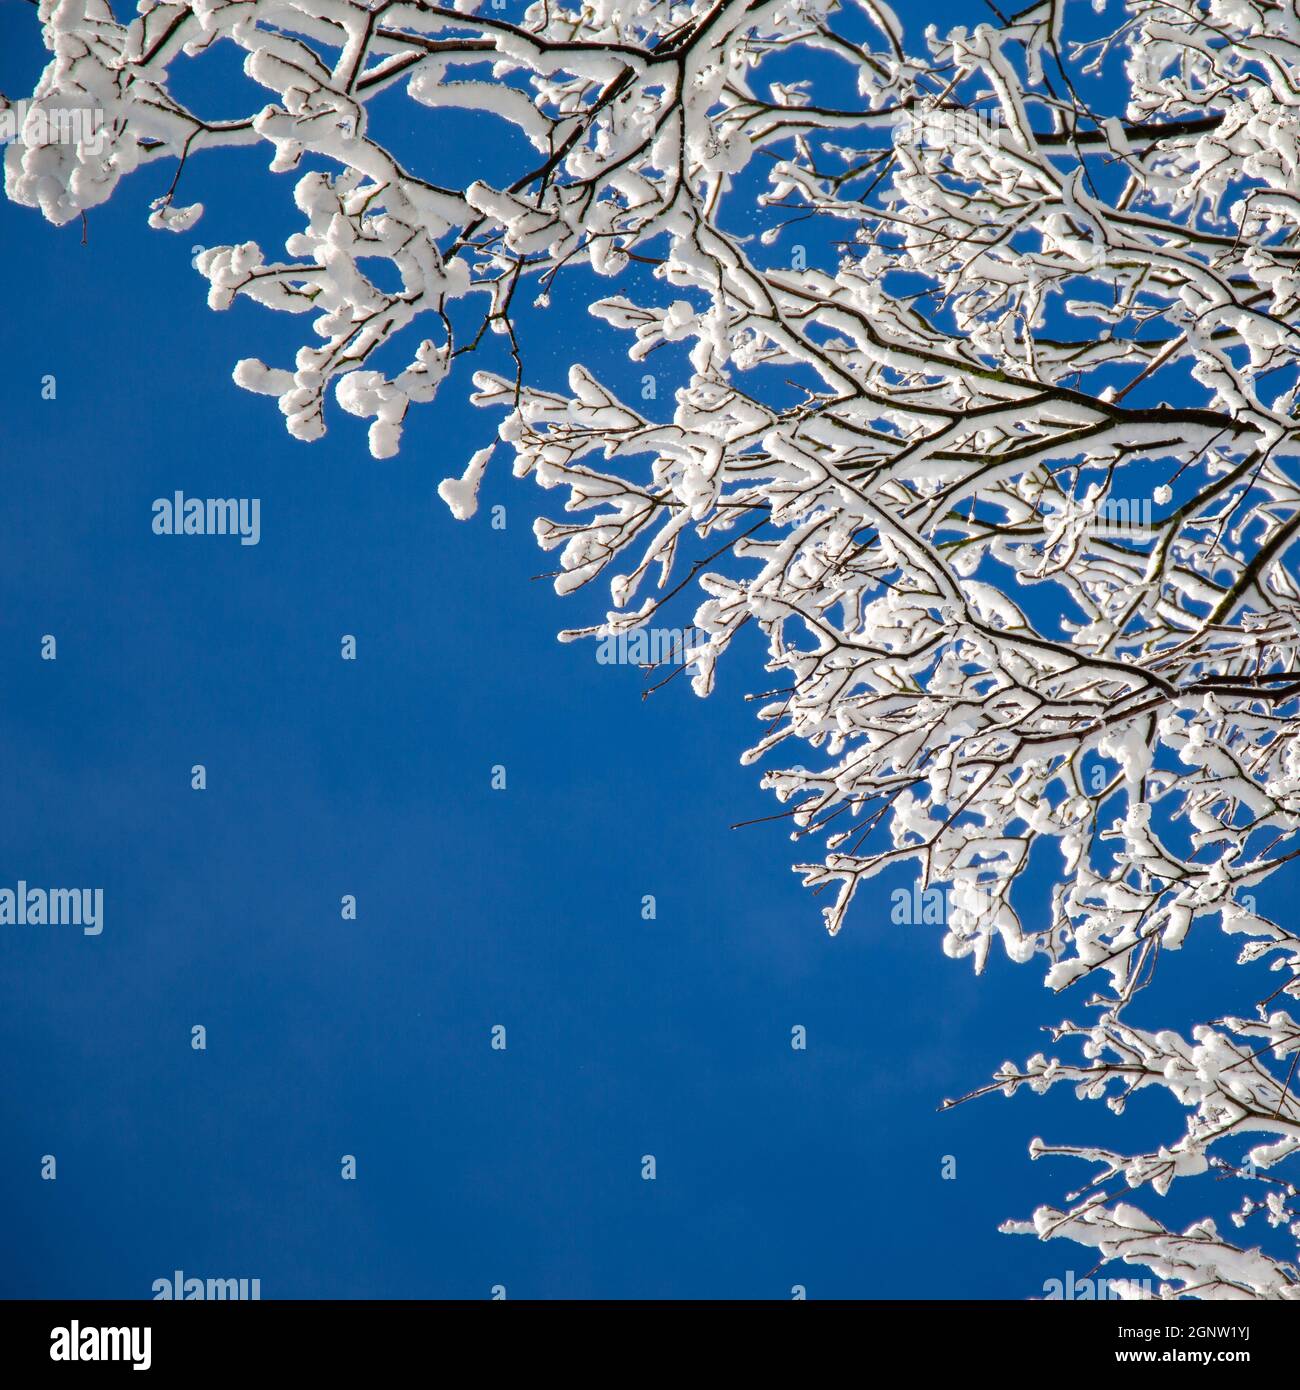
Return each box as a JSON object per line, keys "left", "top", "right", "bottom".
{"left": 1, "top": 0, "right": 1293, "bottom": 1299}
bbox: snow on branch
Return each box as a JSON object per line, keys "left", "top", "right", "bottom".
{"left": 9, "top": 0, "right": 1300, "bottom": 1294}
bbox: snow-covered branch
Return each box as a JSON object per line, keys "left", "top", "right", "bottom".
{"left": 10, "top": 0, "right": 1300, "bottom": 1295}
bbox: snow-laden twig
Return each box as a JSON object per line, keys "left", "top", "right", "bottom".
{"left": 10, "top": 0, "right": 1300, "bottom": 1294}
